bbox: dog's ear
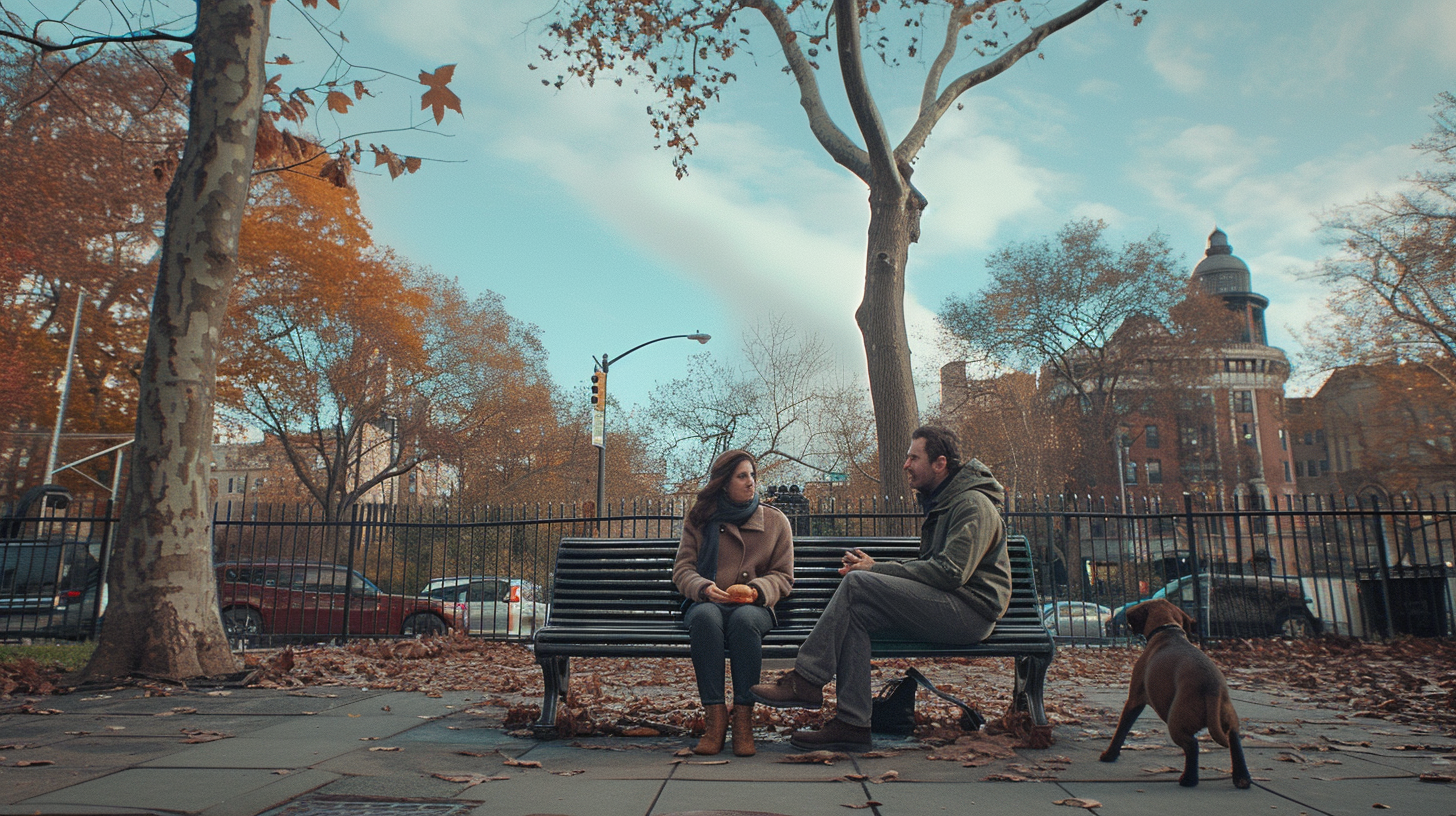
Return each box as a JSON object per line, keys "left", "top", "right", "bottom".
{"left": 1126, "top": 602, "right": 1150, "bottom": 636}
{"left": 1178, "top": 606, "right": 1197, "bottom": 632}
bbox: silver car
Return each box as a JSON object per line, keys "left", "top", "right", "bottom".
{"left": 419, "top": 576, "right": 547, "bottom": 635}
{"left": 1041, "top": 601, "right": 1113, "bottom": 640}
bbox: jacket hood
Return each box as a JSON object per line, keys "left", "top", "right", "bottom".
{"left": 936, "top": 458, "right": 1005, "bottom": 509}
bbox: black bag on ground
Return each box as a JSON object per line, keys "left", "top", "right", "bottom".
{"left": 870, "top": 666, "right": 985, "bottom": 735}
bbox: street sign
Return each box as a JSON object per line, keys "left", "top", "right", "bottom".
{"left": 827, "top": 472, "right": 849, "bottom": 483}
{"left": 591, "top": 410, "right": 604, "bottom": 448}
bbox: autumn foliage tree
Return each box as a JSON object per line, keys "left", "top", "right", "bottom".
{"left": 538, "top": 0, "right": 1147, "bottom": 494}
{"left": 0, "top": 42, "right": 189, "bottom": 492}
{"left": 1, "top": 0, "right": 460, "bottom": 680}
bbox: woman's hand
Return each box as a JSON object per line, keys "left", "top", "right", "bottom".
{"left": 839, "top": 548, "right": 875, "bottom": 576}
{"left": 703, "top": 584, "right": 734, "bottom": 603}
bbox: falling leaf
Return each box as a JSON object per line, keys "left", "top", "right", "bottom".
{"left": 419, "top": 65, "right": 462, "bottom": 125}
{"left": 1053, "top": 798, "right": 1102, "bottom": 809}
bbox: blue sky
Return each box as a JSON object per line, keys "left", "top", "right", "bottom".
{"left": 283, "top": 0, "right": 1456, "bottom": 416}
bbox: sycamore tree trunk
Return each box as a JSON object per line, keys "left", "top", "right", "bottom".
{"left": 85, "top": 0, "right": 270, "bottom": 681}
{"left": 857, "top": 188, "right": 920, "bottom": 499}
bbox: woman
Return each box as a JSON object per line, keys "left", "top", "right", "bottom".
{"left": 673, "top": 450, "right": 794, "bottom": 757}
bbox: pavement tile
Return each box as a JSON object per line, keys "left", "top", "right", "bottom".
{"left": 651, "top": 779, "right": 867, "bottom": 816}
{"left": 845, "top": 778, "right": 1081, "bottom": 815}
{"left": 511, "top": 742, "right": 681, "bottom": 779}
{"left": 455, "top": 777, "right": 666, "bottom": 816}
{"left": 21, "top": 767, "right": 324, "bottom": 813}
{"left": 1053, "top": 779, "right": 1293, "bottom": 816}
{"left": 1257, "top": 775, "right": 1456, "bottom": 816}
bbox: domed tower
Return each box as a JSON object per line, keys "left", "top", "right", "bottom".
{"left": 1179, "top": 227, "right": 1294, "bottom": 515}
{"left": 1193, "top": 227, "right": 1270, "bottom": 345}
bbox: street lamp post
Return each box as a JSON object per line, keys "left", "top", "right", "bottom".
{"left": 593, "top": 332, "right": 710, "bottom": 520}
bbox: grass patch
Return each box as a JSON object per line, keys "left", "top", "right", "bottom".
{"left": 0, "top": 641, "right": 95, "bottom": 671}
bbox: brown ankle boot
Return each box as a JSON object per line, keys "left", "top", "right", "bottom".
{"left": 693, "top": 704, "right": 728, "bottom": 755}
{"left": 731, "top": 704, "right": 756, "bottom": 757}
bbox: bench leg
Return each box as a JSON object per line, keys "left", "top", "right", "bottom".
{"left": 532, "top": 655, "right": 570, "bottom": 738}
{"left": 1013, "top": 654, "right": 1051, "bottom": 727}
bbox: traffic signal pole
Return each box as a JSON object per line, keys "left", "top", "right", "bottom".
{"left": 589, "top": 333, "right": 710, "bottom": 528}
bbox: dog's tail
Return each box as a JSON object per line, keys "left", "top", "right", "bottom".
{"left": 1205, "top": 691, "right": 1234, "bottom": 747}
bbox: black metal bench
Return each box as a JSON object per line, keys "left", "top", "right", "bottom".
{"left": 531, "top": 534, "right": 1054, "bottom": 734}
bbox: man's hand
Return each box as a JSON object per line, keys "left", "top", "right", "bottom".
{"left": 839, "top": 548, "right": 875, "bottom": 576}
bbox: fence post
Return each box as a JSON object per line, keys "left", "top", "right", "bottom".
{"left": 341, "top": 502, "right": 361, "bottom": 644}
{"left": 1183, "top": 493, "right": 1207, "bottom": 641}
{"left": 1371, "top": 495, "right": 1396, "bottom": 639}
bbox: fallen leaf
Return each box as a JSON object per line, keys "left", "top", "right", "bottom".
{"left": 359, "top": 737, "right": 380, "bottom": 741}
{"left": 15, "top": 760, "right": 56, "bottom": 767}
{"left": 456, "top": 750, "right": 487, "bottom": 757}
{"left": 840, "top": 802, "right": 882, "bottom": 809}
{"left": 272, "top": 769, "right": 289, "bottom": 775}
{"left": 1053, "top": 798, "right": 1102, "bottom": 809}
{"left": 983, "top": 773, "right": 1030, "bottom": 782}
{"left": 368, "top": 746, "right": 402, "bottom": 752}
{"left": 621, "top": 726, "right": 660, "bottom": 737}
{"left": 1372, "top": 805, "right": 1390, "bottom": 809}
{"left": 207, "top": 691, "right": 232, "bottom": 697}
{"left": 179, "top": 729, "right": 233, "bottom": 744}
{"left": 1141, "top": 765, "right": 1180, "bottom": 774}
{"left": 104, "top": 726, "right": 125, "bottom": 732}
{"left": 550, "top": 769, "right": 586, "bottom": 776}
{"left": 781, "top": 750, "right": 849, "bottom": 765}
{"left": 431, "top": 772, "right": 508, "bottom": 788}
{"left": 871, "top": 770, "right": 900, "bottom": 783}
{"left": 1418, "top": 774, "right": 1454, "bottom": 783}
{"left": 503, "top": 758, "right": 541, "bottom": 768}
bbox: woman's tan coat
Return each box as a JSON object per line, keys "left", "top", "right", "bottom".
{"left": 673, "top": 504, "right": 794, "bottom": 607}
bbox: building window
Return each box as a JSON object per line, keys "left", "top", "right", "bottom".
{"left": 1295, "top": 461, "right": 1305, "bottom": 477}
{"left": 1145, "top": 425, "right": 1160, "bottom": 449}
{"left": 1303, "top": 431, "right": 1313, "bottom": 445}
{"left": 1283, "top": 460, "right": 1292, "bottom": 481}
{"left": 1319, "top": 459, "right": 1329, "bottom": 474}
{"left": 1315, "top": 429, "right": 1325, "bottom": 445}
{"left": 1241, "top": 423, "right": 1256, "bottom": 445}
{"left": 1179, "top": 425, "right": 1198, "bottom": 448}
{"left": 1146, "top": 459, "right": 1162, "bottom": 484}
{"left": 227, "top": 477, "right": 235, "bottom": 493}
{"left": 1234, "top": 391, "right": 1254, "bottom": 413}
{"left": 1123, "top": 460, "right": 1138, "bottom": 485}
{"left": 1278, "top": 429, "right": 1288, "bottom": 450}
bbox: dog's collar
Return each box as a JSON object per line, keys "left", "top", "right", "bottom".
{"left": 1145, "top": 622, "right": 1186, "bottom": 639}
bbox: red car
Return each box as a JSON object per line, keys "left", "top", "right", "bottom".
{"left": 216, "top": 561, "right": 464, "bottom": 640}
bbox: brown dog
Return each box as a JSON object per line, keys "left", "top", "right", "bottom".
{"left": 1100, "top": 598, "right": 1252, "bottom": 789}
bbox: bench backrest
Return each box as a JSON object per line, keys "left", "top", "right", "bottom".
{"left": 544, "top": 534, "right": 1042, "bottom": 637}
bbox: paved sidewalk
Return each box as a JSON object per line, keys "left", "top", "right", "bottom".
{"left": 1, "top": 673, "right": 1452, "bottom": 816}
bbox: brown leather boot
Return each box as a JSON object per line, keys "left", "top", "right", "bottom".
{"left": 731, "top": 704, "right": 756, "bottom": 757}
{"left": 693, "top": 704, "right": 728, "bottom": 755}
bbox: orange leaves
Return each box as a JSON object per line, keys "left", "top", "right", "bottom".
{"left": 326, "top": 90, "right": 353, "bottom": 114}
{"left": 300, "top": 0, "right": 342, "bottom": 8}
{"left": 370, "top": 145, "right": 422, "bottom": 180}
{"left": 419, "top": 65, "right": 462, "bottom": 125}
{"left": 170, "top": 49, "right": 193, "bottom": 80}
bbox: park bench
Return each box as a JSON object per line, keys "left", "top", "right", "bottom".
{"left": 531, "top": 534, "right": 1054, "bottom": 735}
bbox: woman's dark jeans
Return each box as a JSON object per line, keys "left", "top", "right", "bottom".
{"left": 683, "top": 601, "right": 775, "bottom": 706}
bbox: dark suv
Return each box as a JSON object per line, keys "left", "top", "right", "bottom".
{"left": 216, "top": 562, "right": 464, "bottom": 641}
{"left": 1110, "top": 573, "right": 1321, "bottom": 638}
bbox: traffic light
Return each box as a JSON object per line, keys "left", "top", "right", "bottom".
{"left": 590, "top": 370, "right": 606, "bottom": 410}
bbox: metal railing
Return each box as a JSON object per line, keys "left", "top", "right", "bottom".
{"left": 3, "top": 493, "right": 1451, "bottom": 644}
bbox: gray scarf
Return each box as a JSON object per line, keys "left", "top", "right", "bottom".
{"left": 695, "top": 493, "right": 759, "bottom": 581}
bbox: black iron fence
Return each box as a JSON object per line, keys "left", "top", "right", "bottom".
{"left": 3, "top": 493, "right": 1452, "bottom": 644}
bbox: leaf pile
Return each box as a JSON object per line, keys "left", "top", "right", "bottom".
{"left": 0, "top": 659, "right": 71, "bottom": 698}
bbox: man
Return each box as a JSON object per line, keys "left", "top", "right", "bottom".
{"left": 750, "top": 425, "right": 1011, "bottom": 750}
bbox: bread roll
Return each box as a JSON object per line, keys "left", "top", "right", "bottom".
{"left": 725, "top": 584, "right": 756, "bottom": 604}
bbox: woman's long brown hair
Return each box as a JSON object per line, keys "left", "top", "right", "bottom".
{"left": 686, "top": 449, "right": 756, "bottom": 529}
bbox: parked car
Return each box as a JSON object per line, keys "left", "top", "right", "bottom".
{"left": 1041, "top": 601, "right": 1113, "bottom": 640}
{"left": 1, "top": 485, "right": 104, "bottom": 639}
{"left": 1109, "top": 573, "right": 1321, "bottom": 639}
{"left": 216, "top": 561, "right": 464, "bottom": 641}
{"left": 418, "top": 576, "right": 547, "bottom": 635}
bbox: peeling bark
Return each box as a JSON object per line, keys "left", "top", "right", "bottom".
{"left": 84, "top": 0, "right": 270, "bottom": 682}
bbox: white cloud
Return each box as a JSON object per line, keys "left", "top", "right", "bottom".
{"left": 1143, "top": 18, "right": 1211, "bottom": 94}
